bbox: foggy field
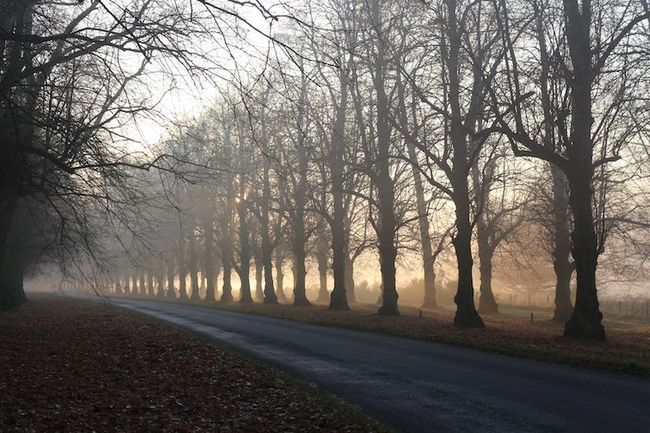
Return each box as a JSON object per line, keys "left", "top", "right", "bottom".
{"left": 4, "top": 0, "right": 650, "bottom": 432}
{"left": 0, "top": 295, "right": 388, "bottom": 433}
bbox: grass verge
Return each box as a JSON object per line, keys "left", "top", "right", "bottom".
{"left": 113, "top": 293, "right": 650, "bottom": 377}
{"left": 0, "top": 294, "right": 392, "bottom": 433}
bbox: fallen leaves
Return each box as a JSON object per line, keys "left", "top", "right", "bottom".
{"left": 0, "top": 295, "right": 386, "bottom": 433}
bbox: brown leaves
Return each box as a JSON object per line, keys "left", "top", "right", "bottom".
{"left": 0, "top": 296, "right": 385, "bottom": 433}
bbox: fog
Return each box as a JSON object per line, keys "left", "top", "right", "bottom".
{"left": 3, "top": 0, "right": 650, "bottom": 342}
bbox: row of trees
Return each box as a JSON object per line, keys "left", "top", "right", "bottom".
{"left": 0, "top": 0, "right": 288, "bottom": 308}
{"left": 111, "top": 0, "right": 650, "bottom": 341}
{"left": 3, "top": 0, "right": 650, "bottom": 342}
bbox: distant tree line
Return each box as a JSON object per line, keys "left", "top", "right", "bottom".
{"left": 3, "top": 0, "right": 650, "bottom": 342}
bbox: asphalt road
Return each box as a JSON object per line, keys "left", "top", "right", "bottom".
{"left": 111, "top": 298, "right": 650, "bottom": 433}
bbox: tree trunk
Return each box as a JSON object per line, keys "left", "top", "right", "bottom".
{"left": 188, "top": 226, "right": 200, "bottom": 301}
{"left": 291, "top": 72, "right": 311, "bottom": 307}
{"left": 316, "top": 238, "right": 329, "bottom": 303}
{"left": 166, "top": 260, "right": 176, "bottom": 300}
{"left": 565, "top": 171, "right": 604, "bottom": 339}
{"left": 551, "top": 166, "right": 574, "bottom": 322}
{"left": 254, "top": 257, "right": 264, "bottom": 302}
{"left": 562, "top": 1, "right": 605, "bottom": 340}
{"left": 138, "top": 269, "right": 146, "bottom": 297}
{"left": 203, "top": 219, "right": 216, "bottom": 303}
{"left": 155, "top": 271, "right": 164, "bottom": 298}
{"left": 275, "top": 253, "right": 287, "bottom": 303}
{"left": 447, "top": 0, "right": 483, "bottom": 327}
{"left": 261, "top": 157, "right": 277, "bottom": 304}
{"left": 328, "top": 57, "right": 350, "bottom": 312}
{"left": 372, "top": 0, "right": 398, "bottom": 316}
{"left": 452, "top": 199, "right": 484, "bottom": 327}
{"left": 293, "top": 246, "right": 310, "bottom": 306}
{"left": 0, "top": 213, "right": 26, "bottom": 311}
{"left": 238, "top": 207, "right": 253, "bottom": 303}
{"left": 147, "top": 271, "right": 155, "bottom": 297}
{"left": 344, "top": 255, "right": 356, "bottom": 304}
{"left": 220, "top": 242, "right": 233, "bottom": 303}
{"left": 471, "top": 156, "right": 497, "bottom": 315}
{"left": 178, "top": 234, "right": 188, "bottom": 300}
{"left": 477, "top": 248, "right": 498, "bottom": 314}
{"left": 405, "top": 129, "right": 436, "bottom": 309}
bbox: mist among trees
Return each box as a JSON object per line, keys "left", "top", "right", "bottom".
{"left": 3, "top": 0, "right": 650, "bottom": 342}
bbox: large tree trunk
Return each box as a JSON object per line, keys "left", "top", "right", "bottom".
{"left": 565, "top": 171, "right": 604, "bottom": 339}
{"left": 219, "top": 250, "right": 233, "bottom": 303}
{"left": 220, "top": 242, "right": 233, "bottom": 303}
{"left": 329, "top": 219, "right": 349, "bottom": 310}
{"left": 292, "top": 245, "right": 310, "bottom": 306}
{"left": 344, "top": 255, "right": 356, "bottom": 304}
{"left": 452, "top": 198, "right": 484, "bottom": 327}
{"left": 316, "top": 237, "right": 329, "bottom": 303}
{"left": 328, "top": 57, "right": 350, "bottom": 312}
{"left": 238, "top": 207, "right": 253, "bottom": 303}
{"left": 275, "top": 252, "right": 287, "bottom": 303}
{"left": 532, "top": 4, "right": 574, "bottom": 324}
{"left": 254, "top": 256, "right": 264, "bottom": 302}
{"left": 447, "top": 0, "right": 483, "bottom": 328}
{"left": 405, "top": 131, "right": 436, "bottom": 309}
{"left": 292, "top": 73, "right": 311, "bottom": 307}
{"left": 471, "top": 160, "right": 498, "bottom": 315}
{"left": 166, "top": 259, "right": 176, "bottom": 300}
{"left": 178, "top": 233, "right": 188, "bottom": 300}
{"left": 203, "top": 218, "right": 216, "bottom": 303}
{"left": 138, "top": 269, "right": 146, "bottom": 297}
{"left": 477, "top": 248, "right": 498, "bottom": 314}
{"left": 188, "top": 226, "right": 200, "bottom": 301}
{"left": 261, "top": 157, "right": 277, "bottom": 305}
{"left": 124, "top": 272, "right": 132, "bottom": 294}
{"left": 562, "top": 1, "right": 605, "bottom": 340}
{"left": 0, "top": 201, "right": 26, "bottom": 310}
{"left": 147, "top": 271, "right": 155, "bottom": 297}
{"left": 0, "top": 238, "right": 26, "bottom": 311}
{"left": 372, "top": 0, "right": 399, "bottom": 316}
{"left": 551, "top": 166, "right": 574, "bottom": 322}
{"left": 156, "top": 270, "right": 164, "bottom": 298}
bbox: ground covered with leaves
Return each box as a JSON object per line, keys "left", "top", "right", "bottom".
{"left": 183, "top": 298, "right": 650, "bottom": 377}
{"left": 0, "top": 295, "right": 389, "bottom": 433}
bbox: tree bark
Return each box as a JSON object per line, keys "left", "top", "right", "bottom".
{"left": 477, "top": 247, "right": 498, "bottom": 314}
{"left": 188, "top": 225, "right": 200, "bottom": 301}
{"left": 238, "top": 206, "right": 253, "bottom": 303}
{"left": 166, "top": 259, "right": 176, "bottom": 300}
{"left": 261, "top": 157, "right": 277, "bottom": 304}
{"left": 372, "top": 0, "right": 399, "bottom": 316}
{"left": 328, "top": 57, "right": 350, "bottom": 311}
{"left": 254, "top": 256, "right": 264, "bottom": 302}
{"left": 344, "top": 254, "right": 356, "bottom": 304}
{"left": 275, "top": 252, "right": 287, "bottom": 303}
{"left": 220, "top": 241, "right": 233, "bottom": 303}
{"left": 551, "top": 166, "right": 574, "bottom": 322}
{"left": 562, "top": 0, "right": 605, "bottom": 340}
{"left": 405, "top": 128, "right": 436, "bottom": 309}
{"left": 203, "top": 218, "right": 216, "bottom": 303}
{"left": 447, "top": 0, "right": 483, "bottom": 327}
{"left": 292, "top": 73, "right": 311, "bottom": 307}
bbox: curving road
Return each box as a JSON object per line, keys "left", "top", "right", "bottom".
{"left": 111, "top": 298, "right": 650, "bottom": 433}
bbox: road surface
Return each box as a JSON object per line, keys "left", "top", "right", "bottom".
{"left": 111, "top": 298, "right": 650, "bottom": 433}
